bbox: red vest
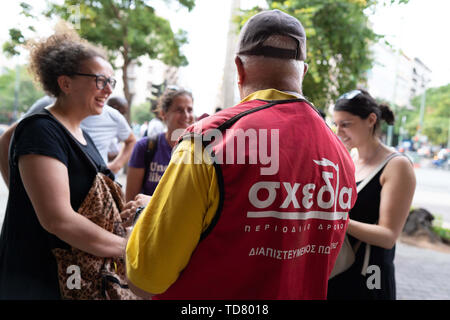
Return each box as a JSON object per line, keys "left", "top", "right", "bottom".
{"left": 155, "top": 99, "right": 356, "bottom": 300}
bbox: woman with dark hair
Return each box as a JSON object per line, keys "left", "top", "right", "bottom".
{"left": 125, "top": 88, "right": 194, "bottom": 204}
{"left": 0, "top": 29, "right": 129, "bottom": 299}
{"left": 328, "top": 89, "right": 416, "bottom": 300}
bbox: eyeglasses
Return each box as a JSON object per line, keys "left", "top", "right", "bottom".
{"left": 74, "top": 72, "right": 117, "bottom": 90}
{"left": 337, "top": 90, "right": 362, "bottom": 101}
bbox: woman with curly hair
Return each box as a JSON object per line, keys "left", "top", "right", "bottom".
{"left": 0, "top": 29, "right": 129, "bottom": 299}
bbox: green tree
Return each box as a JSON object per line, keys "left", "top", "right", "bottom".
{"left": 3, "top": 0, "right": 195, "bottom": 118}
{"left": 236, "top": 0, "right": 408, "bottom": 110}
{"left": 402, "top": 84, "right": 450, "bottom": 146}
{"left": 131, "top": 101, "right": 153, "bottom": 124}
{"left": 0, "top": 65, "right": 45, "bottom": 123}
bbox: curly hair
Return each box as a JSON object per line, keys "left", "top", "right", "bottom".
{"left": 157, "top": 87, "right": 193, "bottom": 114}
{"left": 27, "top": 29, "right": 107, "bottom": 97}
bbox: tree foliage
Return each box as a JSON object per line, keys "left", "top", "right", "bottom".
{"left": 131, "top": 101, "right": 153, "bottom": 124}
{"left": 236, "top": 0, "right": 409, "bottom": 109}
{"left": 0, "top": 65, "right": 45, "bottom": 123}
{"left": 3, "top": 0, "right": 195, "bottom": 117}
{"left": 399, "top": 84, "right": 450, "bottom": 146}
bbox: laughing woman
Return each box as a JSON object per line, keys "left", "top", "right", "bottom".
{"left": 0, "top": 31, "right": 128, "bottom": 299}
{"left": 328, "top": 89, "right": 416, "bottom": 300}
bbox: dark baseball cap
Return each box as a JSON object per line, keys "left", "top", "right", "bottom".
{"left": 236, "top": 9, "right": 306, "bottom": 61}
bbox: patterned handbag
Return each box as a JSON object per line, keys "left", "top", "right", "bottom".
{"left": 52, "top": 172, "right": 139, "bottom": 300}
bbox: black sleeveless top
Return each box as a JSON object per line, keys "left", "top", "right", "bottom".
{"left": 327, "top": 163, "right": 396, "bottom": 300}
{"left": 0, "top": 111, "right": 112, "bottom": 299}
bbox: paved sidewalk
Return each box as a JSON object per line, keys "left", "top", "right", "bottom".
{"left": 395, "top": 241, "right": 450, "bottom": 300}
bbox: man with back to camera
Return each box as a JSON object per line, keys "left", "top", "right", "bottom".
{"left": 125, "top": 9, "right": 357, "bottom": 300}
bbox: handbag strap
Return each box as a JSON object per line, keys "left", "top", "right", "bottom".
{"left": 356, "top": 152, "right": 402, "bottom": 193}
{"left": 46, "top": 111, "right": 100, "bottom": 173}
{"left": 143, "top": 134, "right": 158, "bottom": 179}
{"left": 43, "top": 110, "right": 116, "bottom": 178}
{"left": 10, "top": 111, "right": 92, "bottom": 171}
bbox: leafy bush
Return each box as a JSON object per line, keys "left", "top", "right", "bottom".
{"left": 432, "top": 226, "right": 450, "bottom": 243}
{"left": 131, "top": 102, "right": 153, "bottom": 124}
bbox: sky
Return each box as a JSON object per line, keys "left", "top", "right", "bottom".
{"left": 368, "top": 0, "right": 450, "bottom": 88}
{"left": 0, "top": 0, "right": 449, "bottom": 117}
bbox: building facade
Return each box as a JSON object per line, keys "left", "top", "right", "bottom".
{"left": 366, "top": 42, "right": 431, "bottom": 109}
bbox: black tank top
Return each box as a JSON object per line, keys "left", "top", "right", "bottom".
{"left": 328, "top": 161, "right": 397, "bottom": 300}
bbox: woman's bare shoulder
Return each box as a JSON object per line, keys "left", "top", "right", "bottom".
{"left": 381, "top": 153, "right": 415, "bottom": 184}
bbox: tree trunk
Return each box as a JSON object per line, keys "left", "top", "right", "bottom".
{"left": 121, "top": 50, "right": 133, "bottom": 123}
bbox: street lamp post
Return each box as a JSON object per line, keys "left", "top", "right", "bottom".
{"left": 447, "top": 118, "right": 450, "bottom": 149}
{"left": 387, "top": 47, "right": 400, "bottom": 147}
{"left": 417, "top": 85, "right": 427, "bottom": 137}
{"left": 399, "top": 115, "right": 406, "bottom": 144}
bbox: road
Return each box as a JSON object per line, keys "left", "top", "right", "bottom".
{"left": 411, "top": 167, "right": 450, "bottom": 227}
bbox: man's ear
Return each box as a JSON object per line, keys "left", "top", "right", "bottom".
{"left": 302, "top": 62, "right": 308, "bottom": 77}
{"left": 235, "top": 56, "right": 245, "bottom": 86}
{"left": 57, "top": 75, "right": 72, "bottom": 95}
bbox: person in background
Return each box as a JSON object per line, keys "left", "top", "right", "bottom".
{"left": 106, "top": 96, "right": 131, "bottom": 163}
{"left": 145, "top": 103, "right": 167, "bottom": 137}
{"left": 0, "top": 30, "right": 128, "bottom": 299}
{"left": 195, "top": 113, "right": 210, "bottom": 121}
{"left": 80, "top": 97, "right": 136, "bottom": 174}
{"left": 138, "top": 121, "right": 147, "bottom": 138}
{"left": 125, "top": 88, "right": 194, "bottom": 204}
{"left": 108, "top": 96, "right": 129, "bottom": 116}
{"left": 328, "top": 89, "right": 416, "bottom": 300}
{"left": 125, "top": 10, "right": 356, "bottom": 300}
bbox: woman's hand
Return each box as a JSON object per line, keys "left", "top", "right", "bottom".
{"left": 120, "top": 194, "right": 152, "bottom": 227}
{"left": 133, "top": 194, "right": 152, "bottom": 207}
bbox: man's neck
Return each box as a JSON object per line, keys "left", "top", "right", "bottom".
{"left": 240, "top": 88, "right": 304, "bottom": 103}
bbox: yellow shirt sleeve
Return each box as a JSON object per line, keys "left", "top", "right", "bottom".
{"left": 125, "top": 139, "right": 219, "bottom": 294}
